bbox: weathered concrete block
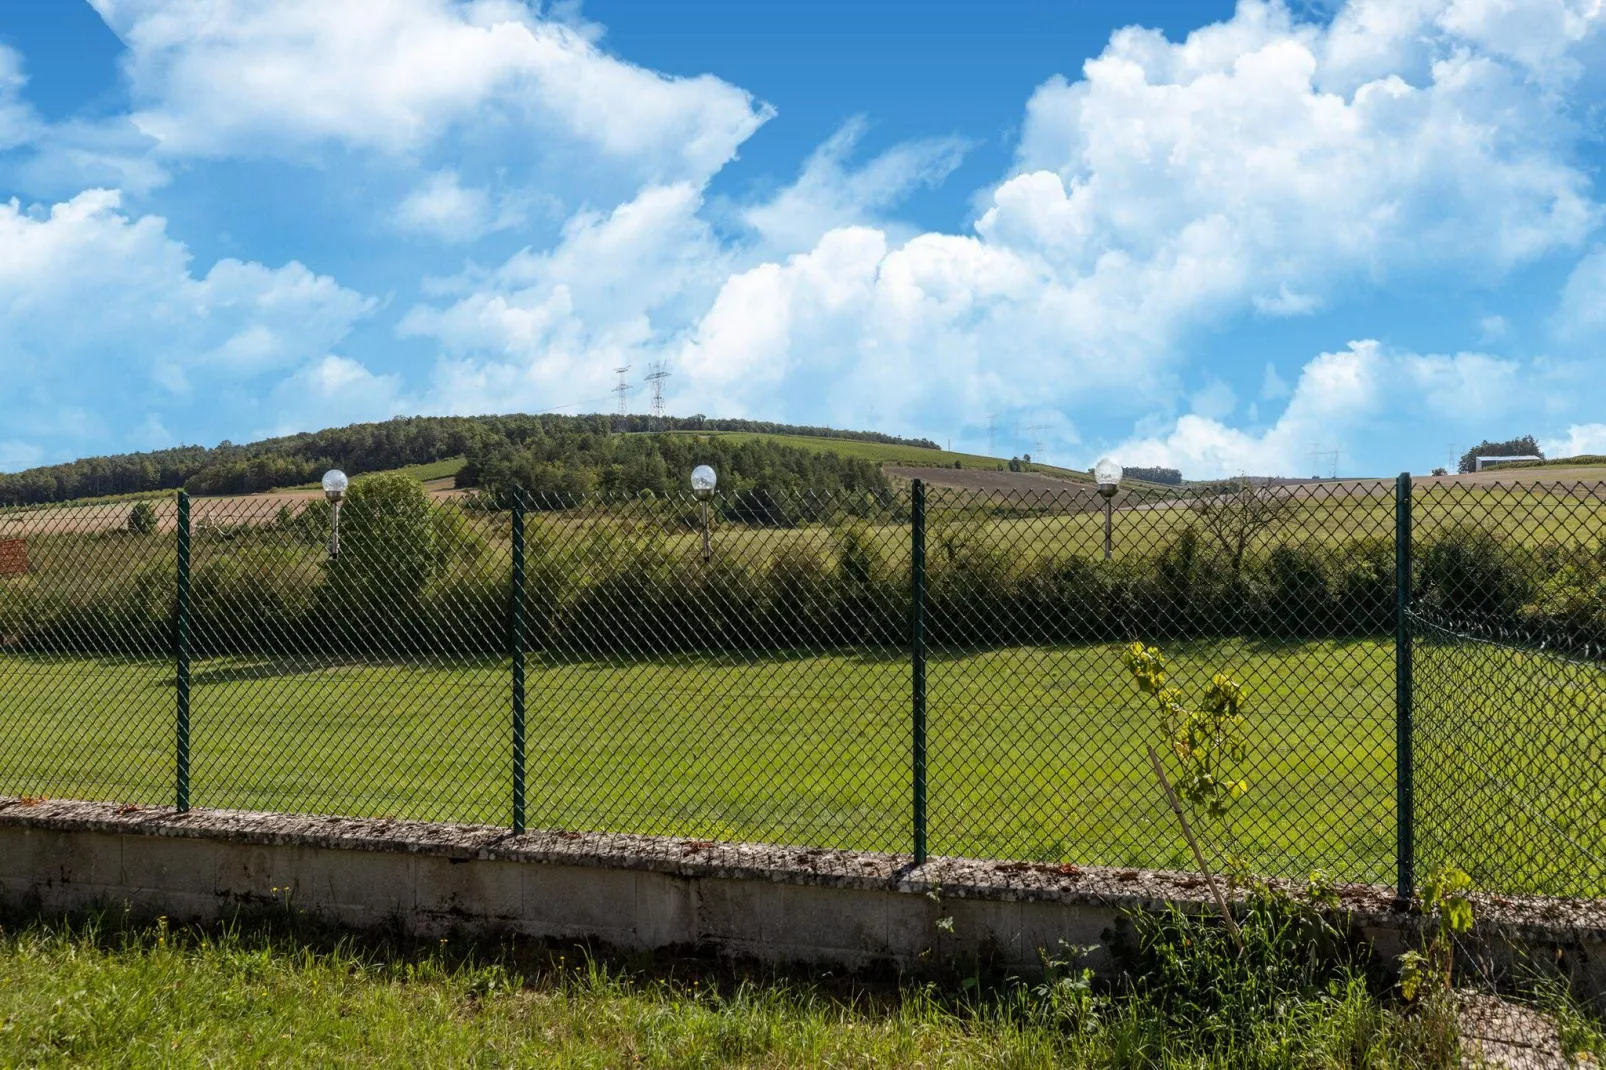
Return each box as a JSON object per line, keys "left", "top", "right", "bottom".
{"left": 119, "top": 834, "right": 217, "bottom": 895}
{"left": 634, "top": 870, "right": 696, "bottom": 949}
{"left": 944, "top": 897, "right": 1024, "bottom": 966}
{"left": 1015, "top": 899, "right": 1119, "bottom": 974}
{"left": 298, "top": 848, "right": 415, "bottom": 916}
{"left": 415, "top": 856, "right": 523, "bottom": 929}
{"left": 776, "top": 882, "right": 887, "bottom": 955}
{"left": 215, "top": 842, "right": 300, "bottom": 908}
{"left": 696, "top": 877, "right": 782, "bottom": 949}
{"left": 522, "top": 862, "right": 639, "bottom": 943}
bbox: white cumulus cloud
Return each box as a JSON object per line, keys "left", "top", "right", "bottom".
{"left": 1555, "top": 248, "right": 1606, "bottom": 339}
{"left": 634, "top": 0, "right": 1601, "bottom": 443}
{"left": 1543, "top": 423, "right": 1606, "bottom": 458}
{"left": 91, "top": 0, "right": 771, "bottom": 188}
{"left": 1110, "top": 341, "right": 1550, "bottom": 477}
{"left": 403, "top": 182, "right": 733, "bottom": 414}
{"left": 0, "top": 189, "right": 375, "bottom": 456}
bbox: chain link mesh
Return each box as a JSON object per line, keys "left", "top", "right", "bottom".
{"left": 1411, "top": 478, "right": 1606, "bottom": 899}
{"left": 0, "top": 474, "right": 1601, "bottom": 894}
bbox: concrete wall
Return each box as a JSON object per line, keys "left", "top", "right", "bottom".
{"left": 3, "top": 799, "right": 1603, "bottom": 987}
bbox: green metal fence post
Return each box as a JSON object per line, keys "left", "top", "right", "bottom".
{"left": 1394, "top": 472, "right": 1414, "bottom": 903}
{"left": 511, "top": 493, "right": 527, "bottom": 835}
{"left": 175, "top": 490, "right": 191, "bottom": 813}
{"left": 911, "top": 479, "right": 927, "bottom": 865}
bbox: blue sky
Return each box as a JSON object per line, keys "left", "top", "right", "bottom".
{"left": 1, "top": 0, "right": 1603, "bottom": 478}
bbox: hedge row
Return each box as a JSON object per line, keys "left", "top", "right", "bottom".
{"left": 5, "top": 505, "right": 1601, "bottom": 660}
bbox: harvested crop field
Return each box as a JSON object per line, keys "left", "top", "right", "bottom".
{"left": 886, "top": 465, "right": 1108, "bottom": 499}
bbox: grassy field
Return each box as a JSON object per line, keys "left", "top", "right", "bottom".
{"left": 655, "top": 430, "right": 1098, "bottom": 481}
{"left": 275, "top": 455, "right": 468, "bottom": 491}
{"left": 0, "top": 908, "right": 1502, "bottom": 1069}
{"left": 1483, "top": 456, "right": 1606, "bottom": 472}
{"left": 7, "top": 635, "right": 1598, "bottom": 894}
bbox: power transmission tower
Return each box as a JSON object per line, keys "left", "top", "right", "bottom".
{"left": 612, "top": 365, "right": 632, "bottom": 432}
{"left": 986, "top": 414, "right": 999, "bottom": 458}
{"left": 644, "top": 362, "right": 670, "bottom": 430}
{"left": 1022, "top": 423, "right": 1051, "bottom": 462}
{"left": 1310, "top": 443, "right": 1339, "bottom": 480}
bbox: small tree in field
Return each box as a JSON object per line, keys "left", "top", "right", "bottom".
{"left": 1191, "top": 478, "right": 1295, "bottom": 577}
{"left": 324, "top": 473, "right": 442, "bottom": 618}
{"left": 127, "top": 501, "right": 157, "bottom": 535}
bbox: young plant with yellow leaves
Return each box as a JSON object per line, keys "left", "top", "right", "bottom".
{"left": 1123, "top": 643, "right": 1249, "bottom": 821}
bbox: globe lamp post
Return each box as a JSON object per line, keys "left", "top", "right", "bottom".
{"left": 1094, "top": 457, "right": 1123, "bottom": 561}
{"left": 322, "top": 469, "right": 348, "bottom": 560}
{"left": 691, "top": 465, "right": 717, "bottom": 563}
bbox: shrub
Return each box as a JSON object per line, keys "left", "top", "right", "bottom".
{"left": 320, "top": 473, "right": 443, "bottom": 640}
{"left": 191, "top": 547, "right": 317, "bottom": 655}
{"left": 928, "top": 524, "right": 1016, "bottom": 646}
{"left": 9, "top": 560, "right": 173, "bottom": 654}
{"left": 1334, "top": 537, "right": 1394, "bottom": 634}
{"left": 1261, "top": 543, "right": 1334, "bottom": 635}
{"left": 558, "top": 530, "right": 677, "bottom": 653}
{"left": 1018, "top": 553, "right": 1125, "bottom": 643}
{"left": 1418, "top": 524, "right": 1534, "bottom": 621}
{"left": 833, "top": 522, "right": 904, "bottom": 645}
{"left": 420, "top": 557, "right": 507, "bottom": 656}
{"left": 765, "top": 545, "right": 837, "bottom": 648}
{"left": 127, "top": 502, "right": 157, "bottom": 535}
{"left": 1519, "top": 548, "right": 1606, "bottom": 648}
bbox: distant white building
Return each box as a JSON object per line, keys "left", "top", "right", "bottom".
{"left": 1473, "top": 455, "right": 1543, "bottom": 472}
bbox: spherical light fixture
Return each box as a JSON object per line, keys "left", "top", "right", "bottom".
{"left": 690, "top": 466, "right": 717, "bottom": 562}
{"left": 691, "top": 465, "right": 717, "bottom": 501}
{"left": 321, "top": 469, "right": 348, "bottom": 559}
{"left": 322, "top": 469, "right": 348, "bottom": 502}
{"left": 1094, "top": 457, "right": 1123, "bottom": 499}
{"left": 1093, "top": 457, "right": 1123, "bottom": 560}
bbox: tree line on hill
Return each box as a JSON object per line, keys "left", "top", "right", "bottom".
{"left": 0, "top": 414, "right": 939, "bottom": 506}
{"left": 1121, "top": 466, "right": 1183, "bottom": 485}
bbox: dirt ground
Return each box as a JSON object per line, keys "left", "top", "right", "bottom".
{"left": 0, "top": 485, "right": 469, "bottom": 538}
{"left": 887, "top": 465, "right": 1108, "bottom": 500}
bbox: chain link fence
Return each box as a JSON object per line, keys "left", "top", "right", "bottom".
{"left": 1, "top": 472, "right": 1602, "bottom": 897}
{"left": 1410, "top": 478, "right": 1606, "bottom": 899}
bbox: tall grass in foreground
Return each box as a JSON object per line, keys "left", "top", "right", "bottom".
{"left": 0, "top": 902, "right": 1504, "bottom": 1069}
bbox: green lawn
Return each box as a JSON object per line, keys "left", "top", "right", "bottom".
{"left": 3, "top": 637, "right": 1598, "bottom": 895}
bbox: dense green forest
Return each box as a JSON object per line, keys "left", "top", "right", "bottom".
{"left": 0, "top": 415, "right": 939, "bottom": 506}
